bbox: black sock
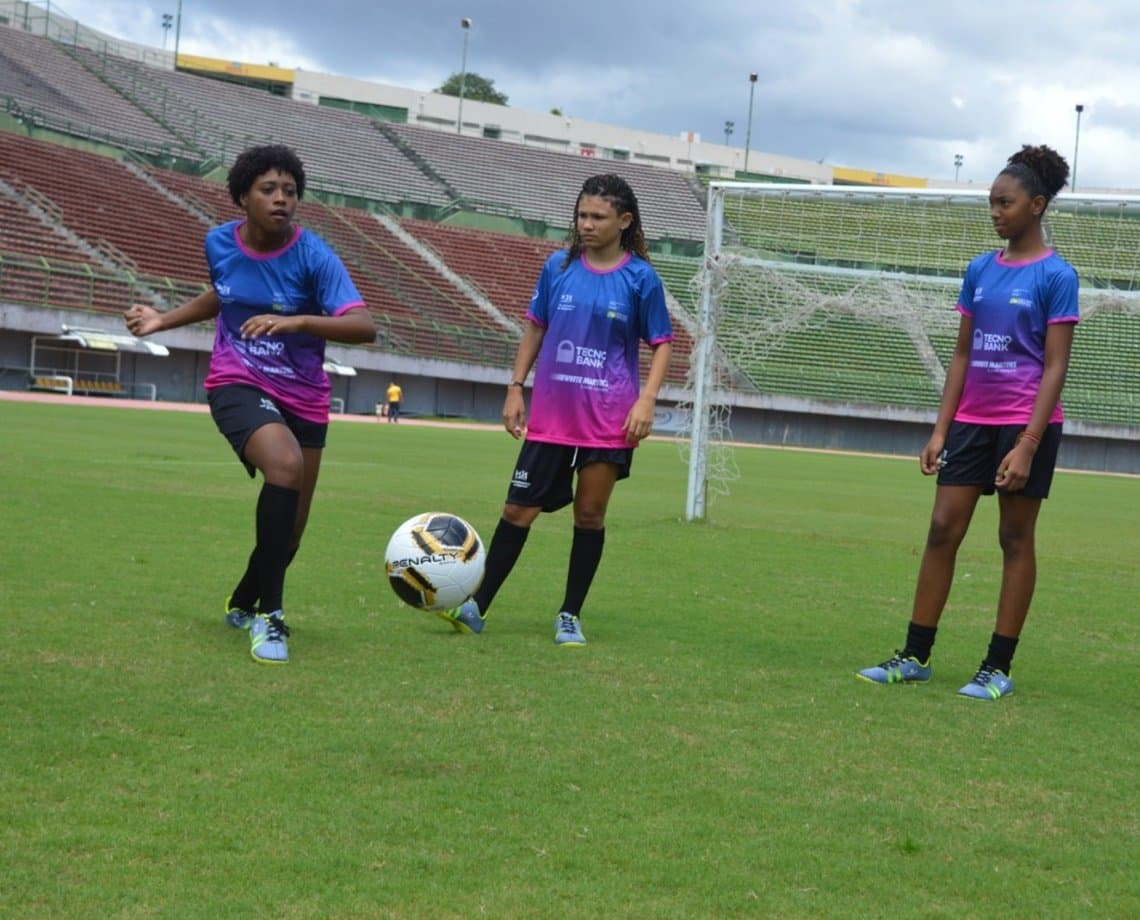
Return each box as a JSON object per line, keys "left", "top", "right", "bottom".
{"left": 472, "top": 518, "right": 530, "bottom": 615}
{"left": 230, "top": 547, "right": 260, "bottom": 612}
{"left": 560, "top": 526, "right": 605, "bottom": 617}
{"left": 254, "top": 482, "right": 299, "bottom": 614}
{"left": 903, "top": 621, "right": 937, "bottom": 663}
{"left": 231, "top": 545, "right": 299, "bottom": 612}
{"left": 983, "top": 633, "right": 1019, "bottom": 674}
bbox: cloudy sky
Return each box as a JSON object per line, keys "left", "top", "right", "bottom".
{"left": 50, "top": 0, "right": 1140, "bottom": 190}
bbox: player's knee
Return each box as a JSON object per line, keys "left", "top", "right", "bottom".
{"left": 572, "top": 505, "right": 608, "bottom": 529}
{"left": 925, "top": 515, "right": 966, "bottom": 551}
{"left": 502, "top": 504, "right": 539, "bottom": 528}
{"left": 998, "top": 524, "right": 1034, "bottom": 559}
{"left": 262, "top": 449, "right": 304, "bottom": 488}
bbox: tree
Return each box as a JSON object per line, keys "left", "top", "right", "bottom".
{"left": 435, "top": 72, "right": 508, "bottom": 106}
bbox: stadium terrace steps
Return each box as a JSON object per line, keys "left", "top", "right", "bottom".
{"left": 0, "top": 26, "right": 187, "bottom": 154}
{"left": 297, "top": 200, "right": 517, "bottom": 355}
{"left": 0, "top": 25, "right": 706, "bottom": 242}
{"left": 0, "top": 133, "right": 210, "bottom": 280}
{"left": 386, "top": 122, "right": 707, "bottom": 242}
{"left": 402, "top": 218, "right": 560, "bottom": 321}
{"left": 61, "top": 43, "right": 450, "bottom": 209}
{"left": 0, "top": 178, "right": 98, "bottom": 264}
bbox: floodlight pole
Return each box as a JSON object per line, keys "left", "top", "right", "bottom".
{"left": 723, "top": 119, "right": 734, "bottom": 146}
{"left": 954, "top": 153, "right": 963, "bottom": 182}
{"left": 1072, "top": 104, "right": 1084, "bottom": 191}
{"left": 457, "top": 17, "right": 471, "bottom": 134}
{"left": 173, "top": 0, "right": 182, "bottom": 68}
{"left": 743, "top": 72, "right": 758, "bottom": 175}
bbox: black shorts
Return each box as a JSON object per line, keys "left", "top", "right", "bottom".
{"left": 506, "top": 441, "right": 634, "bottom": 512}
{"left": 937, "top": 421, "right": 1062, "bottom": 499}
{"left": 207, "top": 384, "right": 328, "bottom": 478}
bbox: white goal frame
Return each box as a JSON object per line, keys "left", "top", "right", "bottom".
{"left": 685, "top": 181, "right": 1140, "bottom": 521}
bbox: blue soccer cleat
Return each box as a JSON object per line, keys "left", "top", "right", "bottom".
{"left": 554, "top": 612, "right": 586, "bottom": 647}
{"left": 958, "top": 664, "right": 1014, "bottom": 700}
{"left": 856, "top": 651, "right": 931, "bottom": 685}
{"left": 250, "top": 612, "right": 290, "bottom": 664}
{"left": 224, "top": 594, "right": 255, "bottom": 630}
{"left": 436, "top": 598, "right": 485, "bottom": 635}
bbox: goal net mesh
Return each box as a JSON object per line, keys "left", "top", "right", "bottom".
{"left": 675, "top": 183, "right": 1140, "bottom": 519}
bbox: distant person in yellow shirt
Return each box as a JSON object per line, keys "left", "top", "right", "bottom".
{"left": 386, "top": 380, "right": 403, "bottom": 423}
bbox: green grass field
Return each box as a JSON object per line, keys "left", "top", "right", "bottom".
{"left": 1, "top": 400, "right": 1137, "bottom": 919}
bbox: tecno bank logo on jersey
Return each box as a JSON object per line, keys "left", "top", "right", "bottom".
{"left": 973, "top": 328, "right": 1012, "bottom": 352}
{"left": 556, "top": 340, "right": 607, "bottom": 367}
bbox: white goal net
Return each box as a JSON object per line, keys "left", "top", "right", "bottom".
{"left": 680, "top": 182, "right": 1140, "bottom": 520}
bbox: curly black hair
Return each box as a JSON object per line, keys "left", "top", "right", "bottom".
{"left": 1000, "top": 144, "right": 1070, "bottom": 206}
{"left": 226, "top": 144, "right": 306, "bottom": 206}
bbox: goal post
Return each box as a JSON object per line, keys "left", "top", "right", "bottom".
{"left": 684, "top": 184, "right": 725, "bottom": 522}
{"left": 681, "top": 181, "right": 1140, "bottom": 521}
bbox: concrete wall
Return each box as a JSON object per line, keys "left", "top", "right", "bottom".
{"left": 3, "top": 303, "right": 1137, "bottom": 474}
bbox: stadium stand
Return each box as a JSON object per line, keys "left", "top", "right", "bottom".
{"left": 0, "top": 131, "right": 211, "bottom": 279}
{"left": 724, "top": 193, "right": 1140, "bottom": 291}
{"left": 0, "top": 19, "right": 1134, "bottom": 434}
{"left": 740, "top": 318, "right": 942, "bottom": 409}
{"left": 402, "top": 218, "right": 560, "bottom": 319}
{"left": 144, "top": 164, "right": 239, "bottom": 224}
{"left": 1064, "top": 314, "right": 1140, "bottom": 427}
{"left": 723, "top": 196, "right": 991, "bottom": 276}
{"left": 64, "top": 43, "right": 451, "bottom": 209}
{"left": 0, "top": 25, "right": 188, "bottom": 155}
{"left": 0, "top": 173, "right": 96, "bottom": 264}
{"left": 0, "top": 250, "right": 142, "bottom": 316}
{"left": 384, "top": 122, "right": 707, "bottom": 241}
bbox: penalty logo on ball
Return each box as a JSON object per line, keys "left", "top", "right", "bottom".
{"left": 385, "top": 512, "right": 485, "bottom": 612}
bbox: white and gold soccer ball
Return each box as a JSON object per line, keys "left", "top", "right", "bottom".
{"left": 384, "top": 512, "right": 485, "bottom": 612}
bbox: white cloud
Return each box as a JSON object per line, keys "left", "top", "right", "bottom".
{"left": 36, "top": 0, "right": 1140, "bottom": 189}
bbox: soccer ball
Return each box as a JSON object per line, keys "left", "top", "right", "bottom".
{"left": 384, "top": 512, "right": 485, "bottom": 612}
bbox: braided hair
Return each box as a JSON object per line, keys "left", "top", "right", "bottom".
{"left": 563, "top": 173, "right": 650, "bottom": 268}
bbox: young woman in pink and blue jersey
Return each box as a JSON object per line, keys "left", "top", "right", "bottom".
{"left": 125, "top": 145, "right": 375, "bottom": 665}
{"left": 441, "top": 173, "right": 674, "bottom": 646}
{"left": 858, "top": 144, "right": 1079, "bottom": 699}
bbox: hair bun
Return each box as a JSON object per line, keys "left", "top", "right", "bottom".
{"left": 1006, "top": 144, "right": 1070, "bottom": 199}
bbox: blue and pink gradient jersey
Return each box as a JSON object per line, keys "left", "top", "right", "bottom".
{"left": 954, "top": 249, "right": 1079, "bottom": 425}
{"left": 524, "top": 250, "right": 674, "bottom": 448}
{"left": 202, "top": 220, "right": 365, "bottom": 423}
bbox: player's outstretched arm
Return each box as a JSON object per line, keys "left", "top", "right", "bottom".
{"left": 125, "top": 288, "right": 220, "bottom": 337}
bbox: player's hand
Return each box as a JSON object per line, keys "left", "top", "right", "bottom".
{"left": 503, "top": 389, "right": 526, "bottom": 439}
{"left": 623, "top": 399, "right": 655, "bottom": 444}
{"left": 240, "top": 314, "right": 289, "bottom": 339}
{"left": 919, "top": 435, "right": 946, "bottom": 475}
{"left": 124, "top": 304, "right": 163, "bottom": 338}
{"left": 994, "top": 446, "right": 1031, "bottom": 492}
